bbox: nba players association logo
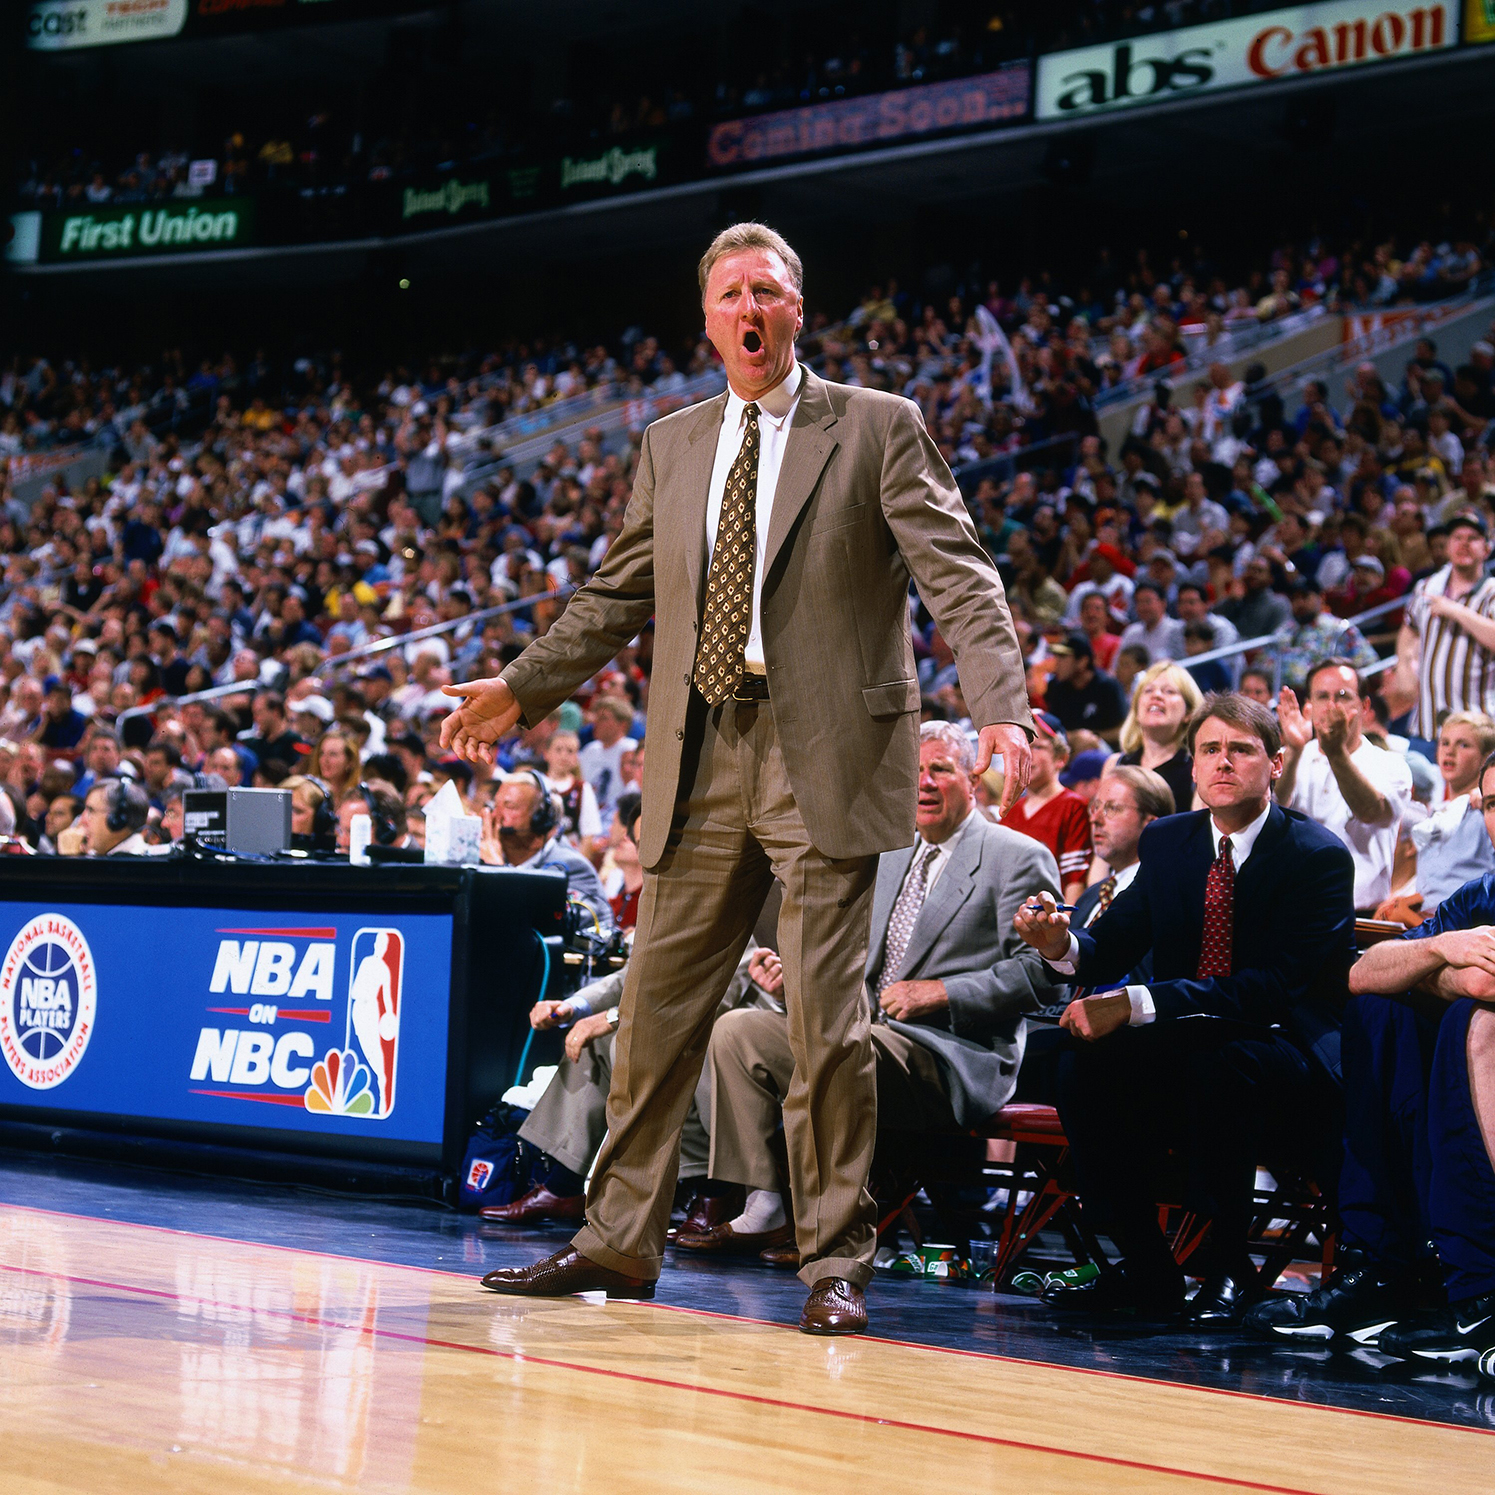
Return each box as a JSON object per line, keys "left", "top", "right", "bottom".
{"left": 0, "top": 915, "right": 97, "bottom": 1089}
{"left": 303, "top": 928, "right": 403, "bottom": 1118}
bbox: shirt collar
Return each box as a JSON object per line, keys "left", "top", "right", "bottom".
{"left": 1111, "top": 860, "right": 1141, "bottom": 894}
{"left": 1209, "top": 799, "right": 1272, "bottom": 864}
{"left": 725, "top": 359, "right": 803, "bottom": 431}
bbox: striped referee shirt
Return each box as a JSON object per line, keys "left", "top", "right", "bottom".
{"left": 1408, "top": 564, "right": 1495, "bottom": 738}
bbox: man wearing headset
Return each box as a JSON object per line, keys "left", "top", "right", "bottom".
{"left": 78, "top": 780, "right": 151, "bottom": 856}
{"left": 485, "top": 769, "right": 614, "bottom": 935}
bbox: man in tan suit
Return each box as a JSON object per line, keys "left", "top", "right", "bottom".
{"left": 441, "top": 222, "right": 1032, "bottom": 1335}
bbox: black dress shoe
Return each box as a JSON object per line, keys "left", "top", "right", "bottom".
{"left": 1043, "top": 1267, "right": 1185, "bottom": 1318}
{"left": 1187, "top": 1266, "right": 1262, "bottom": 1327}
{"left": 479, "top": 1247, "right": 655, "bottom": 1300}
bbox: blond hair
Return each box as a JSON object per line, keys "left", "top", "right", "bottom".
{"left": 698, "top": 222, "right": 803, "bottom": 304}
{"left": 1440, "top": 709, "right": 1495, "bottom": 757}
{"left": 1119, "top": 661, "right": 1204, "bottom": 757}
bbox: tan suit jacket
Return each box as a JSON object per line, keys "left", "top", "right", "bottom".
{"left": 502, "top": 369, "right": 1032, "bottom": 866}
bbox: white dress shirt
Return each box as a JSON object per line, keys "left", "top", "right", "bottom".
{"left": 704, "top": 361, "right": 805, "bottom": 672}
{"left": 891, "top": 808, "right": 978, "bottom": 906}
{"left": 1286, "top": 738, "right": 1412, "bottom": 909}
{"left": 1047, "top": 799, "right": 1273, "bottom": 1024}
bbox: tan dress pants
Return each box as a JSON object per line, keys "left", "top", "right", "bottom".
{"left": 573, "top": 695, "right": 880, "bottom": 1289}
{"left": 708, "top": 1008, "right": 957, "bottom": 1190}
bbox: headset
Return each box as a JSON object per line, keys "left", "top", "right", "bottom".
{"left": 354, "top": 781, "right": 401, "bottom": 847}
{"left": 104, "top": 778, "right": 149, "bottom": 835}
{"left": 300, "top": 774, "right": 338, "bottom": 847}
{"left": 520, "top": 768, "right": 560, "bottom": 840}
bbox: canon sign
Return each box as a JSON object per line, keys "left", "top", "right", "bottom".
{"left": 1035, "top": 1, "right": 1454, "bottom": 119}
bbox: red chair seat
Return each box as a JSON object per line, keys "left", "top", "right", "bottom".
{"left": 979, "top": 1103, "right": 1068, "bottom": 1143}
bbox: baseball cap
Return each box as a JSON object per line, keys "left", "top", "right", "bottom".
{"left": 1448, "top": 509, "right": 1489, "bottom": 539}
{"left": 1059, "top": 749, "right": 1109, "bottom": 789}
{"left": 293, "top": 695, "right": 335, "bottom": 723}
{"left": 1033, "top": 711, "right": 1068, "bottom": 745}
{"left": 1351, "top": 555, "right": 1385, "bottom": 581}
{"left": 1050, "top": 630, "right": 1094, "bottom": 663}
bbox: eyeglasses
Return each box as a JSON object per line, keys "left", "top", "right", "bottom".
{"left": 1309, "top": 690, "right": 1360, "bottom": 706}
{"left": 1091, "top": 799, "right": 1137, "bottom": 819}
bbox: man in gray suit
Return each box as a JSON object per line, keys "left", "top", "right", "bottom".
{"left": 690, "top": 722, "right": 1061, "bottom": 1257}
{"left": 441, "top": 222, "right": 1032, "bottom": 1335}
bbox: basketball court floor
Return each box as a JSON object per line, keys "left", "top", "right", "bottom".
{"left": 1, "top": 1153, "right": 1491, "bottom": 1494}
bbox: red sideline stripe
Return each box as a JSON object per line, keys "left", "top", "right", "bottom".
{"left": 3, "top": 1202, "right": 1487, "bottom": 1445}
{"left": 0, "top": 1260, "right": 1334, "bottom": 1495}
{"left": 188, "top": 1089, "right": 309, "bottom": 1107}
{"left": 215, "top": 927, "right": 338, "bottom": 938}
{"left": 204, "top": 1008, "right": 331, "bottom": 1023}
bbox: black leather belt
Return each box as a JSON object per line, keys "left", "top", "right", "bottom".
{"left": 730, "top": 674, "right": 770, "bottom": 702}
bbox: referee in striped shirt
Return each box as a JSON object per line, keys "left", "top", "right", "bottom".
{"left": 1398, "top": 510, "right": 1495, "bottom": 744}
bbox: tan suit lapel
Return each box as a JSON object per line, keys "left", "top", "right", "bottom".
{"left": 762, "top": 371, "right": 840, "bottom": 578}
{"left": 680, "top": 391, "right": 729, "bottom": 612}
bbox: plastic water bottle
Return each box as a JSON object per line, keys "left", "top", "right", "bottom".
{"left": 349, "top": 813, "right": 373, "bottom": 866}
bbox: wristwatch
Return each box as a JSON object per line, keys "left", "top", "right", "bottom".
{"left": 605, "top": 1005, "right": 621, "bottom": 1032}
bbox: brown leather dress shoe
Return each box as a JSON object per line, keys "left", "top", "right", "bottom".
{"left": 669, "top": 1187, "right": 746, "bottom": 1240}
{"left": 480, "top": 1247, "right": 655, "bottom": 1300}
{"left": 674, "top": 1220, "right": 796, "bottom": 1256}
{"left": 479, "top": 1185, "right": 586, "bottom": 1225}
{"left": 759, "top": 1240, "right": 801, "bottom": 1269}
{"left": 799, "top": 1278, "right": 867, "bottom": 1336}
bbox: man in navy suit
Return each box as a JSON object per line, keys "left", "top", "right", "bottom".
{"left": 1247, "top": 751, "right": 1495, "bottom": 1361}
{"left": 1016, "top": 693, "right": 1357, "bottom": 1325}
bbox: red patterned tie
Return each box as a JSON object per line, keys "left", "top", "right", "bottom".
{"left": 1196, "top": 836, "right": 1234, "bottom": 979}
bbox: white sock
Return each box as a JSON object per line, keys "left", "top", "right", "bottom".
{"left": 728, "top": 1189, "right": 785, "bottom": 1234}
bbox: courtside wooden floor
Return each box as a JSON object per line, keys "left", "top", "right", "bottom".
{"left": 0, "top": 1204, "right": 1491, "bottom": 1494}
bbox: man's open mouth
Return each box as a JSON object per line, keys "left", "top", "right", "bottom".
{"left": 743, "top": 330, "right": 762, "bottom": 353}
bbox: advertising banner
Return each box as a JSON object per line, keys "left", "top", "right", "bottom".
{"left": 0, "top": 903, "right": 453, "bottom": 1144}
{"left": 1036, "top": 2, "right": 1455, "bottom": 120}
{"left": 39, "top": 196, "right": 255, "bottom": 263}
{"left": 707, "top": 63, "right": 1031, "bottom": 170}
{"left": 27, "top": 0, "right": 187, "bottom": 51}
{"left": 1467, "top": 0, "right": 1495, "bottom": 42}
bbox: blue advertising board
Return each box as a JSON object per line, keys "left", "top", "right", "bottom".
{"left": 0, "top": 903, "right": 453, "bottom": 1145}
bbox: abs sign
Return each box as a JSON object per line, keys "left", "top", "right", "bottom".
{"left": 1036, "top": 2, "right": 1453, "bottom": 119}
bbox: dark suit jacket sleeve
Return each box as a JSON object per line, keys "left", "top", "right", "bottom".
{"left": 944, "top": 834, "right": 1063, "bottom": 1041}
{"left": 878, "top": 400, "right": 1033, "bottom": 734}
{"left": 499, "top": 427, "right": 660, "bottom": 726}
{"left": 1071, "top": 878, "right": 1155, "bottom": 989}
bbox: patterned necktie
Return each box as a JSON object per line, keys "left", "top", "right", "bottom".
{"left": 693, "top": 403, "right": 760, "bottom": 704}
{"left": 1086, "top": 873, "right": 1117, "bottom": 927}
{"left": 877, "top": 845, "right": 941, "bottom": 995}
{"left": 1196, "top": 836, "right": 1234, "bottom": 979}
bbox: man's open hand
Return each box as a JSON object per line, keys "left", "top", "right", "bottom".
{"left": 879, "top": 979, "right": 948, "bottom": 1022}
{"left": 975, "top": 723, "right": 1031, "bottom": 816}
{"left": 565, "top": 1011, "right": 614, "bottom": 1063}
{"left": 440, "top": 676, "right": 522, "bottom": 764}
{"left": 1059, "top": 991, "right": 1131, "bottom": 1042}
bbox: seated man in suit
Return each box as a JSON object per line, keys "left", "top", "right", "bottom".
{"left": 681, "top": 720, "right": 1063, "bottom": 1260}
{"left": 1016, "top": 693, "right": 1357, "bottom": 1325}
{"left": 484, "top": 800, "right": 784, "bottom": 1228}
{"left": 1248, "top": 749, "right": 1495, "bottom": 1360}
{"left": 1016, "top": 765, "right": 1175, "bottom": 1105}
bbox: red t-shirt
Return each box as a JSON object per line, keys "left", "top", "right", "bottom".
{"left": 1000, "top": 789, "right": 1093, "bottom": 887}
